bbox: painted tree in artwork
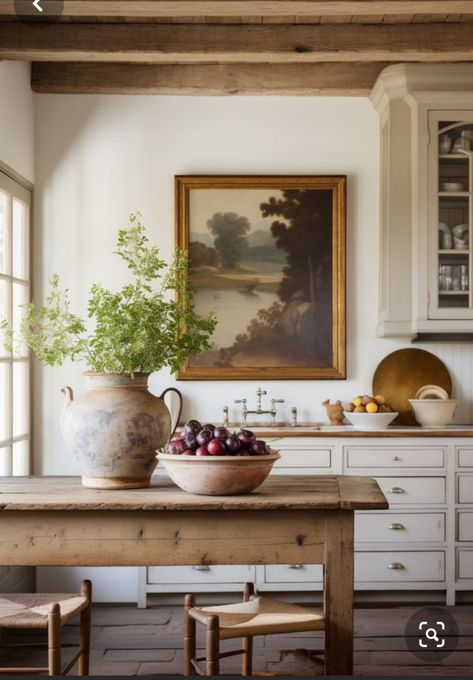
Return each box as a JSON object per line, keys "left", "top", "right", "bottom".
{"left": 207, "top": 212, "right": 250, "bottom": 269}
{"left": 260, "top": 189, "right": 332, "bottom": 304}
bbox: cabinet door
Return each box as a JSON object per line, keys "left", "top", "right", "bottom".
{"left": 428, "top": 111, "right": 473, "bottom": 320}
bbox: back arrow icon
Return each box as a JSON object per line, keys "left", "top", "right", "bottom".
{"left": 32, "top": 0, "right": 43, "bottom": 11}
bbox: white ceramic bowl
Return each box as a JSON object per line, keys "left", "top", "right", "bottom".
{"left": 157, "top": 450, "right": 280, "bottom": 496}
{"left": 408, "top": 399, "right": 457, "bottom": 428}
{"left": 343, "top": 411, "right": 398, "bottom": 431}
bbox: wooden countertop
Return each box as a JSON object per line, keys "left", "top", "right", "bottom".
{"left": 0, "top": 475, "right": 388, "bottom": 511}
{"left": 244, "top": 425, "right": 473, "bottom": 438}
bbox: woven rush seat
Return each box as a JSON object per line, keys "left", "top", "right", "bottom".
{"left": 190, "top": 595, "right": 324, "bottom": 639}
{"left": 184, "top": 583, "right": 326, "bottom": 676}
{"left": 0, "top": 580, "right": 92, "bottom": 676}
{"left": 0, "top": 594, "right": 88, "bottom": 629}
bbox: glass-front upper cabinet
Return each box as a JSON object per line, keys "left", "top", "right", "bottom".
{"left": 429, "top": 111, "right": 473, "bottom": 319}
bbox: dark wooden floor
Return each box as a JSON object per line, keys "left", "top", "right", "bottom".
{"left": 1, "top": 603, "right": 473, "bottom": 675}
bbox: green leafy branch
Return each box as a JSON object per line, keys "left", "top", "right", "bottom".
{"left": 1, "top": 212, "right": 216, "bottom": 375}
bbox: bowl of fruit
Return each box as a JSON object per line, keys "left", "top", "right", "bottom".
{"left": 157, "top": 421, "right": 280, "bottom": 496}
{"left": 343, "top": 395, "right": 398, "bottom": 431}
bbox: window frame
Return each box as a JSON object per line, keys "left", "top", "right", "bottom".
{"left": 0, "top": 166, "right": 32, "bottom": 477}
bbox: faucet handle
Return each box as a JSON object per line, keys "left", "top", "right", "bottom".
{"left": 271, "top": 399, "right": 285, "bottom": 404}
{"left": 256, "top": 387, "right": 267, "bottom": 396}
{"left": 234, "top": 399, "right": 247, "bottom": 405}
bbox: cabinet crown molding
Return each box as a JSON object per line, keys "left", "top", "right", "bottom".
{"left": 371, "top": 63, "right": 473, "bottom": 113}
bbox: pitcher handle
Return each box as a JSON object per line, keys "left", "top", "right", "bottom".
{"left": 159, "top": 387, "right": 183, "bottom": 439}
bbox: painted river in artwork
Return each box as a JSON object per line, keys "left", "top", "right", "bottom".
{"left": 193, "top": 288, "right": 279, "bottom": 348}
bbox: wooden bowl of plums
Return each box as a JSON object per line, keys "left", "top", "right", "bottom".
{"left": 157, "top": 420, "right": 280, "bottom": 496}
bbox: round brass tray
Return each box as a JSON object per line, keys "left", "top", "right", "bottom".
{"left": 372, "top": 348, "right": 452, "bottom": 426}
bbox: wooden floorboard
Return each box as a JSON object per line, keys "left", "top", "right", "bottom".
{"left": 0, "top": 604, "right": 472, "bottom": 675}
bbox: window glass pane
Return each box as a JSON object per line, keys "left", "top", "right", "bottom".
{"left": 0, "top": 191, "right": 9, "bottom": 275}
{"left": 12, "top": 440, "right": 28, "bottom": 476}
{"left": 12, "top": 283, "right": 28, "bottom": 358}
{"left": 13, "top": 362, "right": 28, "bottom": 438}
{"left": 12, "top": 199, "right": 28, "bottom": 280}
{"left": 0, "top": 363, "right": 9, "bottom": 442}
{"left": 0, "top": 279, "right": 9, "bottom": 358}
{"left": 0, "top": 446, "right": 11, "bottom": 476}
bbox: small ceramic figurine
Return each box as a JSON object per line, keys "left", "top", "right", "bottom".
{"left": 322, "top": 399, "right": 345, "bottom": 426}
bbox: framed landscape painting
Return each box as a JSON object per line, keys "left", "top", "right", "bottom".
{"left": 175, "top": 175, "right": 346, "bottom": 380}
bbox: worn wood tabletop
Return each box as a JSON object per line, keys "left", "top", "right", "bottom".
{"left": 0, "top": 475, "right": 388, "bottom": 511}
{"left": 0, "top": 474, "right": 388, "bottom": 676}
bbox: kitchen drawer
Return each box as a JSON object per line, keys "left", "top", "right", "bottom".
{"left": 270, "top": 437, "right": 322, "bottom": 448}
{"left": 457, "top": 550, "right": 473, "bottom": 579}
{"left": 458, "top": 448, "right": 473, "bottom": 468}
{"left": 264, "top": 564, "right": 323, "bottom": 584}
{"left": 458, "top": 474, "right": 473, "bottom": 503}
{"left": 355, "top": 513, "right": 445, "bottom": 544}
{"left": 376, "top": 477, "right": 446, "bottom": 505}
{"left": 355, "top": 551, "right": 445, "bottom": 582}
{"left": 147, "top": 565, "right": 255, "bottom": 585}
{"left": 274, "top": 448, "right": 331, "bottom": 469}
{"left": 457, "top": 511, "right": 473, "bottom": 541}
{"left": 346, "top": 447, "right": 444, "bottom": 469}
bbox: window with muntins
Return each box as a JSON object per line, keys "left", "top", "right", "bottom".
{"left": 0, "top": 170, "right": 31, "bottom": 476}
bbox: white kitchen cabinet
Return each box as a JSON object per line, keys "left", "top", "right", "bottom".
{"left": 355, "top": 551, "right": 445, "bottom": 584}
{"left": 139, "top": 434, "right": 473, "bottom": 606}
{"left": 457, "top": 550, "right": 473, "bottom": 579}
{"left": 455, "top": 447, "right": 473, "bottom": 593}
{"left": 345, "top": 446, "right": 445, "bottom": 469}
{"left": 355, "top": 513, "right": 445, "bottom": 544}
{"left": 375, "top": 477, "right": 445, "bottom": 506}
{"left": 457, "top": 473, "right": 473, "bottom": 503}
{"left": 371, "top": 64, "right": 473, "bottom": 336}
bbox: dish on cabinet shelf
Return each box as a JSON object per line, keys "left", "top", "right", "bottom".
{"left": 441, "top": 182, "right": 464, "bottom": 192}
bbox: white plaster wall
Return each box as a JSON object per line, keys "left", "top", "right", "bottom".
{"left": 33, "top": 93, "right": 473, "bottom": 601}
{"left": 33, "top": 94, "right": 383, "bottom": 478}
{"left": 0, "top": 62, "right": 34, "bottom": 183}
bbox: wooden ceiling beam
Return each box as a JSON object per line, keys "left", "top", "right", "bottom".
{"left": 3, "top": 22, "right": 473, "bottom": 62}
{"left": 2, "top": 1, "right": 473, "bottom": 18}
{"left": 31, "top": 61, "right": 388, "bottom": 95}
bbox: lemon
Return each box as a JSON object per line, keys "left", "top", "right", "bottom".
{"left": 374, "top": 394, "right": 385, "bottom": 405}
{"left": 366, "top": 402, "right": 378, "bottom": 413}
{"left": 353, "top": 397, "right": 363, "bottom": 406}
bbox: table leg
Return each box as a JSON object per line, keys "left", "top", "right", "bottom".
{"left": 323, "top": 510, "right": 354, "bottom": 676}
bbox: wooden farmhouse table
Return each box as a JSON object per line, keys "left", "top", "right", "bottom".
{"left": 0, "top": 475, "right": 387, "bottom": 676}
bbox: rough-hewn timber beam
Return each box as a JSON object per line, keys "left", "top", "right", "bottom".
{"left": 1, "top": 1, "right": 473, "bottom": 18}
{"left": 31, "top": 61, "right": 388, "bottom": 95}
{"left": 3, "top": 23, "right": 473, "bottom": 63}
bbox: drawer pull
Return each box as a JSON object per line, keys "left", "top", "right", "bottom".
{"left": 389, "top": 523, "right": 405, "bottom": 530}
{"left": 288, "top": 564, "right": 304, "bottom": 570}
{"left": 388, "top": 562, "right": 405, "bottom": 570}
{"left": 393, "top": 456, "right": 402, "bottom": 461}
{"left": 389, "top": 486, "right": 405, "bottom": 494}
{"left": 192, "top": 565, "right": 211, "bottom": 571}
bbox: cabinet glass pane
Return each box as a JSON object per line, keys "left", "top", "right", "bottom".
{"left": 0, "top": 364, "right": 9, "bottom": 442}
{"left": 0, "top": 191, "right": 8, "bottom": 275}
{"left": 12, "top": 440, "right": 29, "bottom": 476}
{"left": 13, "top": 362, "right": 28, "bottom": 438}
{"left": 12, "top": 199, "right": 28, "bottom": 280}
{"left": 436, "top": 120, "right": 472, "bottom": 312}
{"left": 12, "top": 283, "right": 28, "bottom": 358}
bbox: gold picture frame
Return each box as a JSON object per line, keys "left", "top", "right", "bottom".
{"left": 176, "top": 175, "right": 346, "bottom": 380}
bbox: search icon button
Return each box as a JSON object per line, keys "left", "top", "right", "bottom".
{"left": 425, "top": 627, "right": 439, "bottom": 642}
